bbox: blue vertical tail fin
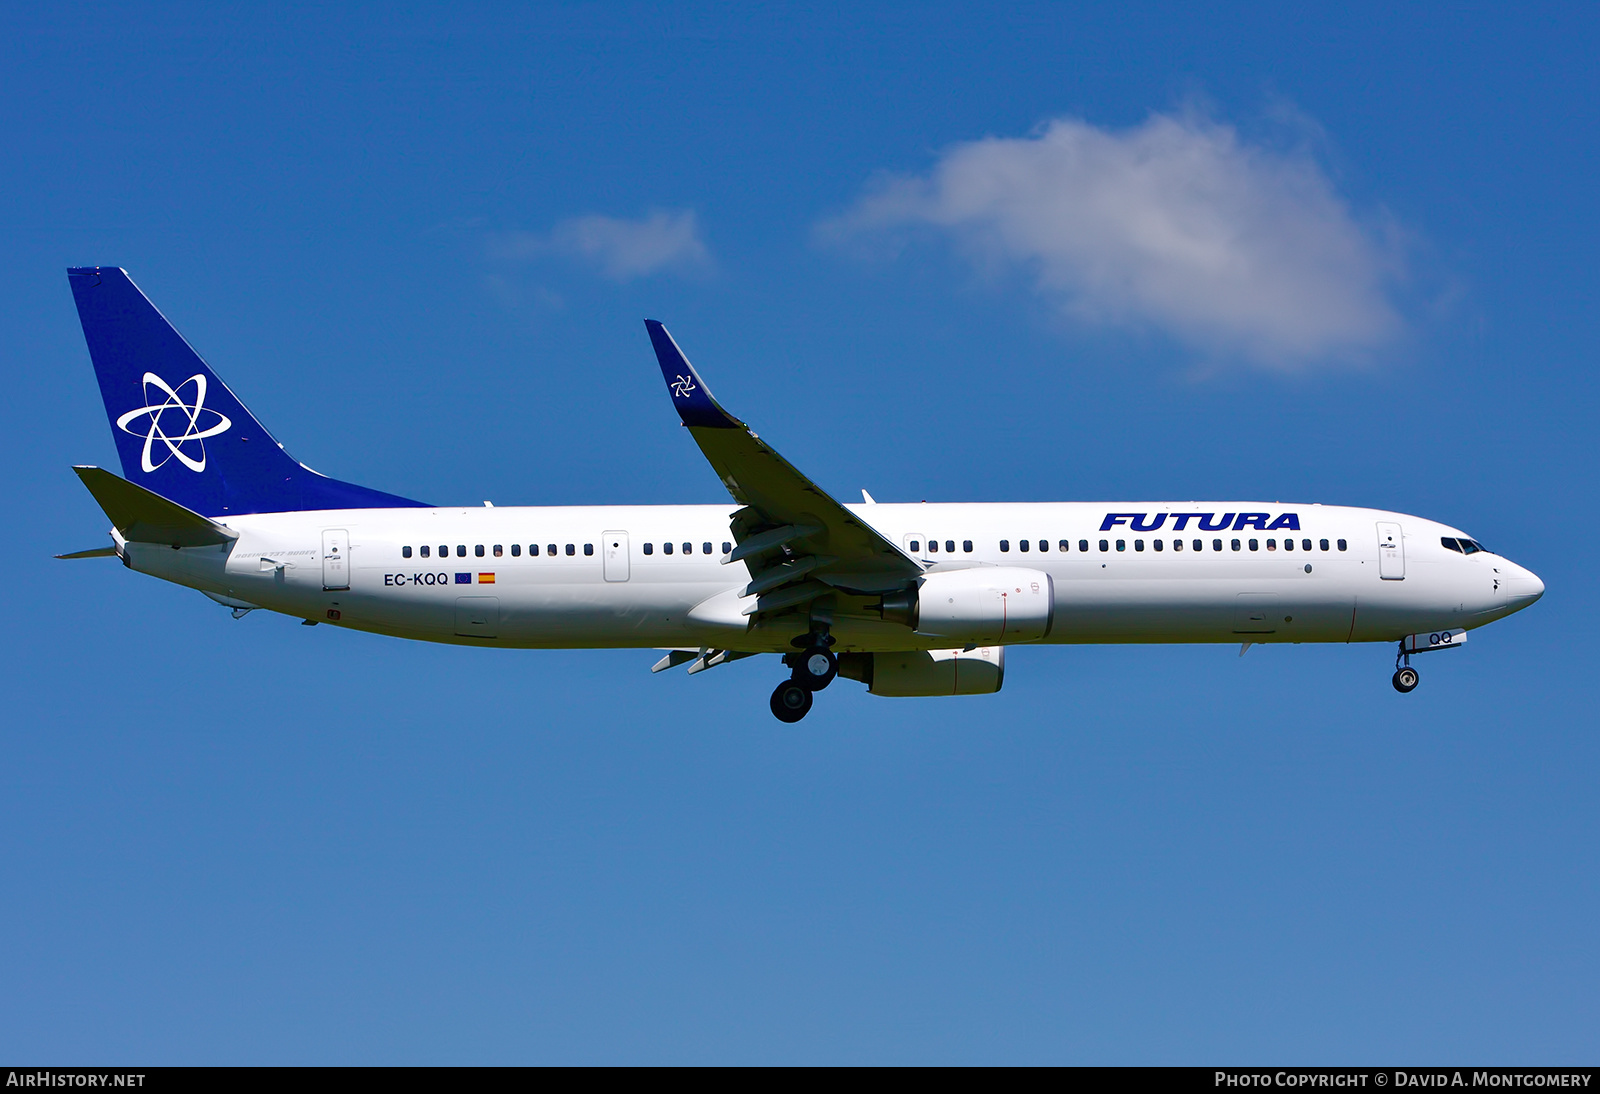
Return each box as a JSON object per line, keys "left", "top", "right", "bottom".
{"left": 68, "top": 267, "right": 428, "bottom": 516}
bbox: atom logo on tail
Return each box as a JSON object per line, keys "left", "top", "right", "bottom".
{"left": 115, "top": 372, "right": 232, "bottom": 473}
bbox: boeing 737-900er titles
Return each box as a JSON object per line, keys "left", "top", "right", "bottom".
{"left": 60, "top": 267, "right": 1545, "bottom": 722}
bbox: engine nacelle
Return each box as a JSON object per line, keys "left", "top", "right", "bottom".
{"left": 880, "top": 567, "right": 1054, "bottom": 645}
{"left": 841, "top": 647, "right": 1006, "bottom": 696}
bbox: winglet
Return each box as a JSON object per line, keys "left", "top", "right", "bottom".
{"left": 644, "top": 320, "right": 741, "bottom": 429}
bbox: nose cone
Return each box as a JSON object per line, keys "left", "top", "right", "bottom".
{"left": 1506, "top": 564, "right": 1545, "bottom": 610}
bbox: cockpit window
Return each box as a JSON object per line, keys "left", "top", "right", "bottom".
{"left": 1462, "top": 539, "right": 1486, "bottom": 554}
{"left": 1442, "top": 537, "right": 1464, "bottom": 553}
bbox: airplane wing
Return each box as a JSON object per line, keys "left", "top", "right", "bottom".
{"left": 645, "top": 321, "right": 921, "bottom": 624}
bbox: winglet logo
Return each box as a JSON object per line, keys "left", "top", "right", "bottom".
{"left": 670, "top": 374, "right": 697, "bottom": 398}
{"left": 115, "top": 372, "right": 232, "bottom": 473}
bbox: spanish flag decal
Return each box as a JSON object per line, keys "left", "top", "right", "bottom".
{"left": 478, "top": 573, "right": 496, "bottom": 584}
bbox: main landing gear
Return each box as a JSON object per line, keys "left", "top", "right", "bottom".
{"left": 769, "top": 629, "right": 838, "bottom": 723}
{"left": 1392, "top": 642, "right": 1420, "bottom": 693}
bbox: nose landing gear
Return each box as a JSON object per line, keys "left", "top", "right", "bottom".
{"left": 1392, "top": 642, "right": 1420, "bottom": 693}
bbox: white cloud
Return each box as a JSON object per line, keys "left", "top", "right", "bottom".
{"left": 822, "top": 112, "right": 1404, "bottom": 366}
{"left": 492, "top": 209, "right": 711, "bottom": 281}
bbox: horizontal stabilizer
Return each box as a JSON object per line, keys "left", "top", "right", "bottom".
{"left": 56, "top": 545, "right": 119, "bottom": 559}
{"left": 73, "top": 465, "right": 237, "bottom": 547}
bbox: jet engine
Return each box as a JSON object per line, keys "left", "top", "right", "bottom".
{"left": 877, "top": 567, "right": 1054, "bottom": 645}
{"left": 839, "top": 647, "right": 1005, "bottom": 696}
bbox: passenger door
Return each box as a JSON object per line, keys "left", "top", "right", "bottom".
{"left": 321, "top": 528, "right": 349, "bottom": 591}
{"left": 603, "top": 531, "right": 630, "bottom": 582}
{"left": 1377, "top": 522, "right": 1405, "bottom": 580}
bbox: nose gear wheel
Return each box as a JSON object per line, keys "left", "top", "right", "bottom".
{"left": 1392, "top": 640, "right": 1420, "bottom": 693}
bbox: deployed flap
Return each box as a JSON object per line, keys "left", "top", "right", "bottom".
{"left": 73, "top": 465, "right": 237, "bottom": 547}
{"left": 645, "top": 321, "right": 919, "bottom": 608}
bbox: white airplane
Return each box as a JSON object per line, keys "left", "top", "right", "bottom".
{"left": 61, "top": 267, "right": 1545, "bottom": 721}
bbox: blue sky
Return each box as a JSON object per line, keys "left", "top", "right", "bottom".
{"left": 2, "top": 2, "right": 1596, "bottom": 1063}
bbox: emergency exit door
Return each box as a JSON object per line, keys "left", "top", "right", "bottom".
{"left": 322, "top": 528, "right": 350, "bottom": 590}
{"left": 1377, "top": 522, "right": 1405, "bottom": 580}
{"left": 603, "top": 531, "right": 630, "bottom": 582}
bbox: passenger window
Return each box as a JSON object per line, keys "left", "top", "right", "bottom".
{"left": 1302, "top": 540, "right": 1312, "bottom": 551}
{"left": 1036, "top": 540, "right": 1046, "bottom": 552}
{"left": 1320, "top": 539, "right": 1330, "bottom": 551}
{"left": 475, "top": 544, "right": 485, "bottom": 557}
{"left": 457, "top": 545, "right": 467, "bottom": 557}
{"left": 702, "top": 542, "right": 711, "bottom": 554}
{"left": 1019, "top": 539, "right": 1029, "bottom": 552}
{"left": 494, "top": 545, "right": 503, "bottom": 557}
{"left": 1174, "top": 539, "right": 1184, "bottom": 551}
{"left": 999, "top": 540, "right": 1009, "bottom": 552}
{"left": 963, "top": 540, "right": 974, "bottom": 552}
{"left": 1134, "top": 539, "right": 1144, "bottom": 552}
{"left": 682, "top": 542, "right": 691, "bottom": 555}
{"left": 643, "top": 542, "right": 653, "bottom": 555}
{"left": 723, "top": 542, "right": 732, "bottom": 554}
{"left": 565, "top": 544, "right": 575, "bottom": 556}
{"left": 1232, "top": 539, "right": 1241, "bottom": 551}
{"left": 420, "top": 545, "right": 430, "bottom": 558}
{"left": 1099, "top": 540, "right": 1108, "bottom": 552}
{"left": 1442, "top": 537, "right": 1463, "bottom": 553}
{"left": 927, "top": 539, "right": 938, "bottom": 553}
{"left": 1079, "top": 540, "right": 1089, "bottom": 553}
{"left": 1337, "top": 539, "right": 1348, "bottom": 551}
{"left": 1266, "top": 539, "right": 1277, "bottom": 551}
{"left": 511, "top": 544, "right": 521, "bottom": 556}
{"left": 585, "top": 544, "right": 594, "bottom": 556}
{"left": 909, "top": 540, "right": 922, "bottom": 553}
{"left": 402, "top": 546, "right": 412, "bottom": 558}
{"left": 1116, "top": 539, "right": 1126, "bottom": 552}
{"left": 547, "top": 544, "right": 556, "bottom": 556}
{"left": 1210, "top": 539, "right": 1220, "bottom": 551}
{"left": 1059, "top": 540, "right": 1070, "bottom": 552}
{"left": 664, "top": 542, "right": 673, "bottom": 555}
{"left": 1249, "top": 539, "right": 1259, "bottom": 551}
{"left": 1283, "top": 538, "right": 1293, "bottom": 551}
{"left": 1154, "top": 539, "right": 1164, "bottom": 552}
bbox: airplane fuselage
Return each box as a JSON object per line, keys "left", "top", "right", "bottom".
{"left": 65, "top": 268, "right": 1547, "bottom": 714}
{"left": 124, "top": 500, "right": 1543, "bottom": 653}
